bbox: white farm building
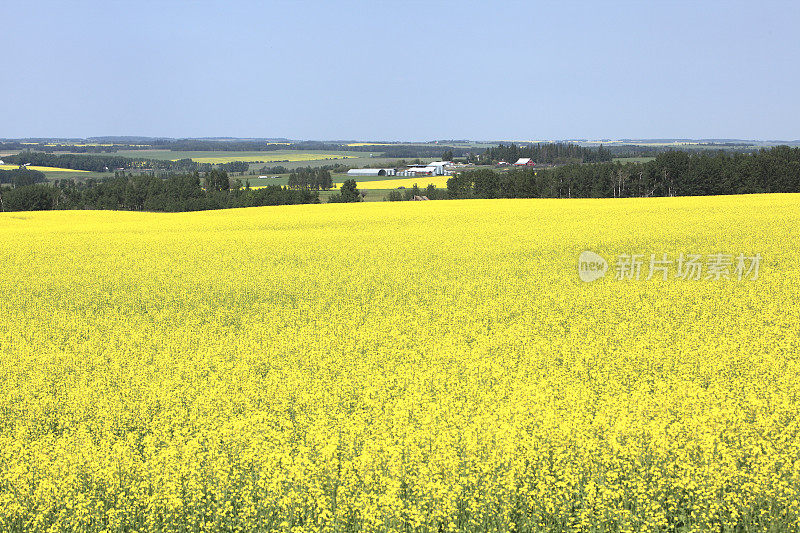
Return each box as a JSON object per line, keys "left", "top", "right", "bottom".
{"left": 347, "top": 168, "right": 396, "bottom": 177}
{"left": 399, "top": 161, "right": 452, "bottom": 177}
{"left": 398, "top": 167, "right": 436, "bottom": 177}
{"left": 348, "top": 161, "right": 453, "bottom": 178}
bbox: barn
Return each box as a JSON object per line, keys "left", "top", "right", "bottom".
{"left": 513, "top": 158, "right": 535, "bottom": 166}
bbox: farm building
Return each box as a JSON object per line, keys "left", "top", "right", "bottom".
{"left": 347, "top": 168, "right": 396, "bottom": 177}
{"left": 513, "top": 158, "right": 535, "bottom": 166}
{"left": 405, "top": 162, "right": 452, "bottom": 176}
{"left": 399, "top": 167, "right": 436, "bottom": 177}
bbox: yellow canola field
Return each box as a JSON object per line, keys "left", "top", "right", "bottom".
{"left": 0, "top": 164, "right": 88, "bottom": 172}
{"left": 1, "top": 195, "right": 799, "bottom": 532}
{"left": 344, "top": 176, "right": 451, "bottom": 189}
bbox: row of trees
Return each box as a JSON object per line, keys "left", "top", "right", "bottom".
{"left": 0, "top": 171, "right": 319, "bottom": 212}
{"left": 484, "top": 143, "right": 613, "bottom": 164}
{"left": 447, "top": 146, "right": 800, "bottom": 199}
{"left": 287, "top": 168, "right": 334, "bottom": 190}
{"left": 385, "top": 183, "right": 448, "bottom": 201}
{"left": 216, "top": 161, "right": 250, "bottom": 173}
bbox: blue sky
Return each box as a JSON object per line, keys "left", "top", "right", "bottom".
{"left": 1, "top": 0, "right": 798, "bottom": 140}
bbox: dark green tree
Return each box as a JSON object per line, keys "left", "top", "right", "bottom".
{"left": 204, "top": 169, "right": 230, "bottom": 192}
{"left": 328, "top": 179, "right": 362, "bottom": 203}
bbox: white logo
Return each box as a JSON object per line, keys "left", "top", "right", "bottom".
{"left": 578, "top": 251, "right": 608, "bottom": 282}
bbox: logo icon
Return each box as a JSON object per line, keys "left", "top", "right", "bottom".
{"left": 578, "top": 251, "right": 608, "bottom": 282}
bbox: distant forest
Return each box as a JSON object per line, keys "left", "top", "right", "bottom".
{"left": 446, "top": 146, "right": 800, "bottom": 199}
{"left": 484, "top": 143, "right": 613, "bottom": 164}
{"left": 0, "top": 167, "right": 47, "bottom": 188}
{"left": 3, "top": 152, "right": 249, "bottom": 173}
{"left": 0, "top": 171, "right": 318, "bottom": 212}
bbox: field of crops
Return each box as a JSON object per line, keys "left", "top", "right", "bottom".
{"left": 110, "top": 150, "right": 367, "bottom": 164}
{"left": 0, "top": 164, "right": 88, "bottom": 173}
{"left": 1, "top": 194, "right": 799, "bottom": 531}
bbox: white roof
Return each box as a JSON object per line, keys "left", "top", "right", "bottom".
{"left": 407, "top": 167, "right": 436, "bottom": 173}
{"left": 426, "top": 161, "right": 451, "bottom": 167}
{"left": 514, "top": 158, "right": 532, "bottom": 164}
{"left": 347, "top": 168, "right": 385, "bottom": 176}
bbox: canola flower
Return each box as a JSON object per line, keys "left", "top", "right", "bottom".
{"left": 0, "top": 194, "right": 799, "bottom": 532}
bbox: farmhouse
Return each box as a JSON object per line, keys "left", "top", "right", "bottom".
{"left": 513, "top": 158, "right": 535, "bottom": 166}
{"left": 347, "top": 168, "right": 396, "bottom": 177}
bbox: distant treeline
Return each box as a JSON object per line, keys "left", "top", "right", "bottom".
{"left": 603, "top": 144, "right": 761, "bottom": 159}
{"left": 363, "top": 145, "right": 471, "bottom": 159}
{"left": 385, "top": 183, "right": 449, "bottom": 202}
{"left": 4, "top": 151, "right": 251, "bottom": 174}
{"left": 5, "top": 152, "right": 192, "bottom": 172}
{"left": 447, "top": 146, "right": 800, "bottom": 199}
{"left": 0, "top": 171, "right": 318, "bottom": 212}
{"left": 0, "top": 142, "right": 148, "bottom": 153}
{"left": 484, "top": 143, "right": 613, "bottom": 164}
{"left": 252, "top": 163, "right": 352, "bottom": 176}
{"left": 484, "top": 142, "right": 770, "bottom": 163}
{"left": 146, "top": 140, "right": 473, "bottom": 158}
